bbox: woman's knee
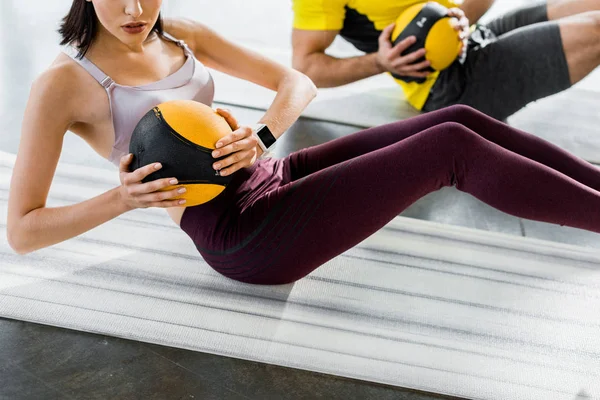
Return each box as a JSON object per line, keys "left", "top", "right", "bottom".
{"left": 444, "top": 104, "right": 481, "bottom": 122}
{"left": 436, "top": 121, "right": 482, "bottom": 148}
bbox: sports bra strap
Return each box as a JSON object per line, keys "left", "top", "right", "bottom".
{"left": 162, "top": 31, "right": 183, "bottom": 45}
{"left": 62, "top": 32, "right": 190, "bottom": 89}
{"left": 63, "top": 46, "right": 114, "bottom": 89}
{"left": 162, "top": 32, "right": 193, "bottom": 55}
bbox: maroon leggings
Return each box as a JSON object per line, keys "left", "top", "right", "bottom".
{"left": 180, "top": 105, "right": 600, "bottom": 285}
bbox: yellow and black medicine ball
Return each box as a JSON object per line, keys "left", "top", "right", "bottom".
{"left": 129, "top": 100, "right": 233, "bottom": 206}
{"left": 390, "top": 2, "right": 462, "bottom": 83}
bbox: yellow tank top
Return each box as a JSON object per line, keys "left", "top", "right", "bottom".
{"left": 293, "top": 0, "right": 461, "bottom": 110}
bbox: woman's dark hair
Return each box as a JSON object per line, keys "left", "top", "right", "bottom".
{"left": 59, "top": 0, "right": 163, "bottom": 58}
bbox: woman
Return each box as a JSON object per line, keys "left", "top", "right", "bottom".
{"left": 7, "top": 0, "right": 600, "bottom": 285}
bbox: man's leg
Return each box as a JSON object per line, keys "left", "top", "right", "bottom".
{"left": 485, "top": 3, "right": 600, "bottom": 85}
{"left": 482, "top": 0, "right": 600, "bottom": 36}
{"left": 484, "top": 2, "right": 549, "bottom": 36}
{"left": 422, "top": 2, "right": 551, "bottom": 116}
{"left": 448, "top": 12, "right": 600, "bottom": 120}
{"left": 547, "top": 0, "right": 600, "bottom": 20}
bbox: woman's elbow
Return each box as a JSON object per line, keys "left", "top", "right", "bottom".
{"left": 305, "top": 74, "right": 318, "bottom": 99}
{"left": 7, "top": 225, "right": 32, "bottom": 255}
{"left": 294, "top": 70, "right": 318, "bottom": 99}
{"left": 279, "top": 69, "right": 318, "bottom": 102}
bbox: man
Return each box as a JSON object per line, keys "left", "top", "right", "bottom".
{"left": 292, "top": 0, "right": 600, "bottom": 120}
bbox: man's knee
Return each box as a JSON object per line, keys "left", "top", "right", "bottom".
{"left": 593, "top": 10, "right": 600, "bottom": 33}
{"left": 573, "top": 10, "right": 600, "bottom": 32}
{"left": 581, "top": 11, "right": 600, "bottom": 54}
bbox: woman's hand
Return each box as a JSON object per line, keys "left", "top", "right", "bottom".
{"left": 212, "top": 108, "right": 261, "bottom": 177}
{"left": 118, "top": 154, "right": 187, "bottom": 210}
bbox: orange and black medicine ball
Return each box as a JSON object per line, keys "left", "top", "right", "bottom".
{"left": 129, "top": 100, "right": 233, "bottom": 206}
{"left": 390, "top": 2, "right": 462, "bottom": 83}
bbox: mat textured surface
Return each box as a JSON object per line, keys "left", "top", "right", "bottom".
{"left": 2, "top": 151, "right": 600, "bottom": 400}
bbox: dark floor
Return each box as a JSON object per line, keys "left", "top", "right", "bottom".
{"left": 0, "top": 318, "right": 465, "bottom": 400}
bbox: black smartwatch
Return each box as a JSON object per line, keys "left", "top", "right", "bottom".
{"left": 252, "top": 123, "right": 277, "bottom": 153}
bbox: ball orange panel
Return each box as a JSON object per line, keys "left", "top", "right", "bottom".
{"left": 157, "top": 100, "right": 232, "bottom": 150}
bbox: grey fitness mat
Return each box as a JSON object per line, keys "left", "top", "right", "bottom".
{"left": 1, "top": 151, "right": 600, "bottom": 400}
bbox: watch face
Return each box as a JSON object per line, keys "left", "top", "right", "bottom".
{"left": 257, "top": 125, "right": 277, "bottom": 148}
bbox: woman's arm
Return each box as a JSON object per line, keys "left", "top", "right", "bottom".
{"left": 7, "top": 63, "right": 181, "bottom": 255}
{"left": 164, "top": 18, "right": 318, "bottom": 139}
{"left": 7, "top": 65, "right": 126, "bottom": 254}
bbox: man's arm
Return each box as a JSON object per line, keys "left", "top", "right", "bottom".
{"left": 292, "top": 29, "right": 383, "bottom": 87}
{"left": 459, "top": 0, "right": 496, "bottom": 23}
{"left": 292, "top": 26, "right": 431, "bottom": 88}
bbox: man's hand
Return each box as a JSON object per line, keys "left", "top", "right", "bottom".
{"left": 448, "top": 8, "right": 470, "bottom": 60}
{"left": 376, "top": 23, "right": 432, "bottom": 78}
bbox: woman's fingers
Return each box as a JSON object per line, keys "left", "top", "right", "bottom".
{"left": 136, "top": 186, "right": 187, "bottom": 205}
{"left": 214, "top": 125, "right": 252, "bottom": 151}
{"left": 215, "top": 149, "right": 256, "bottom": 176}
{"left": 127, "top": 177, "right": 180, "bottom": 196}
{"left": 215, "top": 108, "right": 240, "bottom": 132}
{"left": 122, "top": 162, "right": 162, "bottom": 185}
{"left": 119, "top": 153, "right": 134, "bottom": 173}
{"left": 212, "top": 133, "right": 257, "bottom": 159}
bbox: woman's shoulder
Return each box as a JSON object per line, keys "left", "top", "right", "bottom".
{"left": 34, "top": 53, "right": 93, "bottom": 98}
{"left": 29, "top": 52, "right": 107, "bottom": 123}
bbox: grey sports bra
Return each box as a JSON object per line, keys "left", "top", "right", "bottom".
{"left": 64, "top": 33, "right": 215, "bottom": 166}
